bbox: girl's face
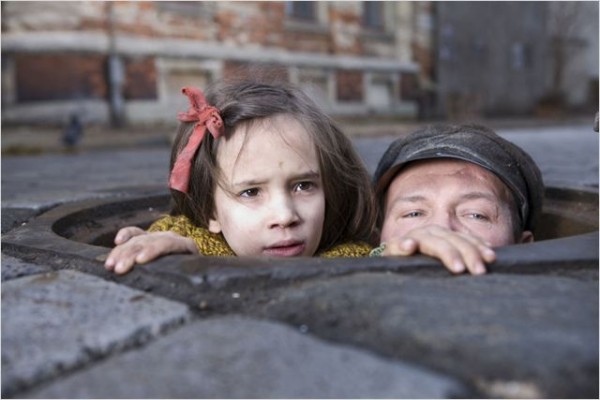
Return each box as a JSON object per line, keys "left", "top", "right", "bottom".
{"left": 208, "top": 114, "right": 326, "bottom": 257}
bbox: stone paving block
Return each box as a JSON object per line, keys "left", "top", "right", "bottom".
{"left": 252, "top": 273, "right": 599, "bottom": 398}
{"left": 1, "top": 270, "right": 191, "bottom": 397}
{"left": 1, "top": 253, "right": 51, "bottom": 282}
{"left": 1, "top": 207, "right": 40, "bottom": 234}
{"left": 25, "top": 316, "right": 469, "bottom": 399}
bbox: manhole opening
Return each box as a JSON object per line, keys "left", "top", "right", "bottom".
{"left": 52, "top": 194, "right": 172, "bottom": 247}
{"left": 52, "top": 187, "right": 598, "bottom": 248}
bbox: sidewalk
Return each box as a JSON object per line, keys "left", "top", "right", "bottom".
{"left": 2, "top": 115, "right": 595, "bottom": 156}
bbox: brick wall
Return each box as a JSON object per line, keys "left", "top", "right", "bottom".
{"left": 400, "top": 72, "right": 420, "bottom": 101}
{"left": 13, "top": 53, "right": 158, "bottom": 102}
{"left": 222, "top": 61, "right": 289, "bottom": 83}
{"left": 2, "top": 2, "right": 417, "bottom": 58}
{"left": 329, "top": 6, "right": 362, "bottom": 55}
{"left": 123, "top": 57, "right": 157, "bottom": 100}
{"left": 15, "top": 54, "right": 107, "bottom": 102}
{"left": 2, "top": 1, "right": 423, "bottom": 122}
{"left": 336, "top": 70, "right": 363, "bottom": 102}
{"left": 106, "top": 2, "right": 218, "bottom": 41}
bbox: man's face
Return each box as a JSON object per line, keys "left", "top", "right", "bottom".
{"left": 380, "top": 159, "right": 532, "bottom": 247}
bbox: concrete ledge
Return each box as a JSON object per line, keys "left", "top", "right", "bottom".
{"left": 2, "top": 191, "right": 598, "bottom": 284}
{"left": 1, "top": 192, "right": 598, "bottom": 321}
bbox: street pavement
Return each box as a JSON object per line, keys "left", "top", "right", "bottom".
{"left": 354, "top": 123, "right": 599, "bottom": 188}
{"left": 3, "top": 122, "right": 598, "bottom": 213}
{"left": 1, "top": 121, "right": 598, "bottom": 398}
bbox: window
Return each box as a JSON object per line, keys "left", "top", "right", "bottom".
{"left": 363, "top": 1, "right": 384, "bottom": 31}
{"left": 15, "top": 54, "right": 106, "bottom": 102}
{"left": 155, "top": 1, "right": 209, "bottom": 16}
{"left": 511, "top": 42, "right": 532, "bottom": 70}
{"left": 472, "top": 38, "right": 487, "bottom": 63}
{"left": 286, "top": 1, "right": 316, "bottom": 21}
{"left": 336, "top": 70, "right": 364, "bottom": 102}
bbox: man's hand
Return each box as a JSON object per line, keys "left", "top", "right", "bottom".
{"left": 104, "top": 227, "right": 198, "bottom": 275}
{"left": 382, "top": 225, "right": 496, "bottom": 275}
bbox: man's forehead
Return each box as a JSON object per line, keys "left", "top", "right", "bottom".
{"left": 397, "top": 158, "right": 498, "bottom": 180}
{"left": 387, "top": 158, "right": 512, "bottom": 199}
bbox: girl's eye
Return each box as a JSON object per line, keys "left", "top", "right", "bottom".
{"left": 240, "top": 188, "right": 259, "bottom": 198}
{"left": 403, "top": 211, "right": 424, "bottom": 218}
{"left": 294, "top": 181, "right": 314, "bottom": 192}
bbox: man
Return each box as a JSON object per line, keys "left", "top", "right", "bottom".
{"left": 372, "top": 124, "right": 544, "bottom": 275}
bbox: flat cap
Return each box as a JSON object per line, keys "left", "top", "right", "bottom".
{"left": 373, "top": 124, "right": 544, "bottom": 232}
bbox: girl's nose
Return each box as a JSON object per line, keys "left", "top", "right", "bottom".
{"left": 268, "top": 195, "right": 300, "bottom": 229}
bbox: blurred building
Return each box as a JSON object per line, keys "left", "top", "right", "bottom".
{"left": 1, "top": 1, "right": 597, "bottom": 127}
{"left": 1, "top": 1, "right": 432, "bottom": 126}
{"left": 436, "top": 1, "right": 599, "bottom": 119}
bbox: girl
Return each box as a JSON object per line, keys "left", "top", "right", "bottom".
{"left": 105, "top": 80, "right": 376, "bottom": 274}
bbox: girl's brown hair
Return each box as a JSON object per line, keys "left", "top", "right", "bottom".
{"left": 170, "top": 80, "right": 376, "bottom": 252}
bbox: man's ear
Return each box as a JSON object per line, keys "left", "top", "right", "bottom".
{"left": 208, "top": 217, "right": 222, "bottom": 234}
{"left": 519, "top": 230, "right": 534, "bottom": 243}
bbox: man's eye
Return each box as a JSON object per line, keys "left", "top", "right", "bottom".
{"left": 466, "top": 213, "right": 489, "bottom": 221}
{"left": 294, "top": 181, "right": 314, "bottom": 192}
{"left": 240, "top": 188, "right": 259, "bottom": 197}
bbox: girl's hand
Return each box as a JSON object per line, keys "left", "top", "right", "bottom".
{"left": 382, "top": 225, "right": 496, "bottom": 275}
{"left": 104, "top": 227, "right": 198, "bottom": 275}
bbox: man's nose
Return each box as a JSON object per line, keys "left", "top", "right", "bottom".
{"left": 430, "top": 211, "right": 459, "bottom": 231}
{"left": 268, "top": 194, "right": 300, "bottom": 228}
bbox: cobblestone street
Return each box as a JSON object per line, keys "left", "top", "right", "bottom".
{"left": 2, "top": 121, "right": 598, "bottom": 398}
{"left": 3, "top": 0, "right": 598, "bottom": 396}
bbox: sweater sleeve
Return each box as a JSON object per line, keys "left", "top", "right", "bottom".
{"left": 148, "top": 216, "right": 370, "bottom": 258}
{"left": 318, "top": 241, "right": 373, "bottom": 258}
{"left": 147, "top": 215, "right": 235, "bottom": 256}
{"left": 147, "top": 215, "right": 194, "bottom": 236}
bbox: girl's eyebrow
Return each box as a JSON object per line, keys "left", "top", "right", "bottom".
{"left": 291, "top": 171, "right": 321, "bottom": 181}
{"left": 231, "top": 171, "right": 321, "bottom": 188}
{"left": 231, "top": 178, "right": 265, "bottom": 188}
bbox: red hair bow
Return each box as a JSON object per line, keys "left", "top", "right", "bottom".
{"left": 169, "top": 87, "right": 224, "bottom": 193}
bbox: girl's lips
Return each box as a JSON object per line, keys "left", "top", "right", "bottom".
{"left": 263, "top": 241, "right": 306, "bottom": 257}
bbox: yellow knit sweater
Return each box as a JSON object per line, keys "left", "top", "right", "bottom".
{"left": 148, "top": 215, "right": 372, "bottom": 257}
